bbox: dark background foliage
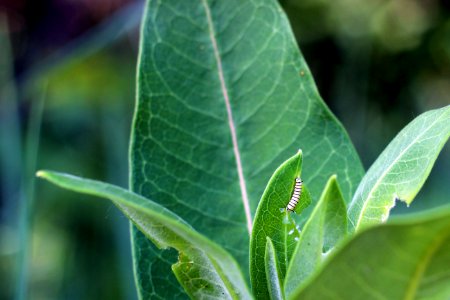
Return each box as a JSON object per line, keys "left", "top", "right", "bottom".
{"left": 0, "top": 0, "right": 448, "bottom": 298}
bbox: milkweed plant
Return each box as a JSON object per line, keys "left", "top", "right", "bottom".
{"left": 38, "top": 0, "right": 450, "bottom": 299}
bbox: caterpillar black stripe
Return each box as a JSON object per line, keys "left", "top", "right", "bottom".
{"left": 286, "top": 177, "right": 302, "bottom": 212}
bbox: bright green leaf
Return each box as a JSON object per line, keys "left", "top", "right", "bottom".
{"left": 36, "top": 171, "right": 252, "bottom": 300}
{"left": 265, "top": 237, "right": 284, "bottom": 300}
{"left": 290, "top": 207, "right": 450, "bottom": 300}
{"left": 284, "top": 175, "right": 347, "bottom": 297}
{"left": 348, "top": 106, "right": 450, "bottom": 231}
{"left": 250, "top": 151, "right": 310, "bottom": 299}
{"left": 132, "top": 0, "right": 363, "bottom": 295}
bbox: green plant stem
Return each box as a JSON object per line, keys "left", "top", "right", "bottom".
{"left": 16, "top": 84, "right": 46, "bottom": 300}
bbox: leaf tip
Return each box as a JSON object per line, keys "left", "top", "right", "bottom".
{"left": 36, "top": 170, "right": 59, "bottom": 184}
{"left": 294, "top": 149, "right": 304, "bottom": 176}
{"left": 324, "top": 174, "right": 339, "bottom": 191}
{"left": 36, "top": 170, "right": 46, "bottom": 178}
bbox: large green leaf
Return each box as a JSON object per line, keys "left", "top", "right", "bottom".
{"left": 348, "top": 106, "right": 450, "bottom": 231}
{"left": 132, "top": 0, "right": 363, "bottom": 296}
{"left": 36, "top": 171, "right": 252, "bottom": 299}
{"left": 284, "top": 175, "right": 347, "bottom": 297}
{"left": 291, "top": 207, "right": 450, "bottom": 300}
{"left": 250, "top": 151, "right": 310, "bottom": 299}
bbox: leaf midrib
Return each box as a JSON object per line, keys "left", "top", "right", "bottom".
{"left": 200, "top": 0, "right": 252, "bottom": 233}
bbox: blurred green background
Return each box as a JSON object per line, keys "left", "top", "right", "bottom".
{"left": 0, "top": 0, "right": 449, "bottom": 299}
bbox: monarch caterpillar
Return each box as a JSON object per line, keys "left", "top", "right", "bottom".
{"left": 286, "top": 177, "right": 302, "bottom": 212}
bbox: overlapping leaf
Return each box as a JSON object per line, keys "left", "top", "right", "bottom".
{"left": 348, "top": 106, "right": 450, "bottom": 231}
{"left": 250, "top": 151, "right": 310, "bottom": 299}
{"left": 37, "top": 171, "right": 252, "bottom": 299}
{"left": 265, "top": 238, "right": 284, "bottom": 300}
{"left": 291, "top": 207, "right": 450, "bottom": 299}
{"left": 284, "top": 175, "right": 347, "bottom": 297}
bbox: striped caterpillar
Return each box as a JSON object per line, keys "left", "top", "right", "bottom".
{"left": 286, "top": 177, "right": 302, "bottom": 212}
